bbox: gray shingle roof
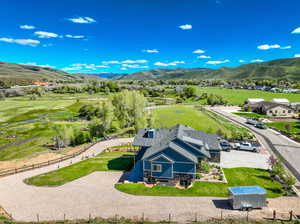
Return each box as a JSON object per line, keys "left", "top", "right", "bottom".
{"left": 135, "top": 124, "right": 219, "bottom": 163}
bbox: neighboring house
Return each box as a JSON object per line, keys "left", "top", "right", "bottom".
{"left": 271, "top": 98, "right": 290, "bottom": 105}
{"left": 248, "top": 101, "right": 295, "bottom": 117}
{"left": 291, "top": 103, "right": 300, "bottom": 113}
{"left": 132, "top": 124, "right": 221, "bottom": 186}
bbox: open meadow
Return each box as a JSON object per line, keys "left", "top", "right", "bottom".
{"left": 196, "top": 87, "right": 300, "bottom": 105}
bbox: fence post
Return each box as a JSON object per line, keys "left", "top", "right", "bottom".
{"left": 142, "top": 212, "right": 144, "bottom": 222}
{"left": 64, "top": 213, "right": 66, "bottom": 221}
{"left": 194, "top": 212, "right": 197, "bottom": 222}
{"left": 246, "top": 210, "right": 249, "bottom": 221}
{"left": 220, "top": 210, "right": 223, "bottom": 220}
{"left": 273, "top": 210, "right": 276, "bottom": 220}
{"left": 36, "top": 213, "right": 39, "bottom": 222}
{"left": 289, "top": 210, "right": 293, "bottom": 221}
{"left": 168, "top": 213, "right": 171, "bottom": 223}
{"left": 88, "top": 213, "right": 91, "bottom": 223}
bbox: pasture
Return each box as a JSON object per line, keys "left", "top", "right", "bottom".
{"left": 196, "top": 87, "right": 300, "bottom": 105}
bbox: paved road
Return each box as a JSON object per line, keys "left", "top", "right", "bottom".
{"left": 210, "top": 106, "right": 300, "bottom": 184}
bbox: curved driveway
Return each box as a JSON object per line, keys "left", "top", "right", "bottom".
{"left": 0, "top": 137, "right": 232, "bottom": 222}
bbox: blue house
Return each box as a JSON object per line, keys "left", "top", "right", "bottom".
{"left": 132, "top": 124, "right": 221, "bottom": 186}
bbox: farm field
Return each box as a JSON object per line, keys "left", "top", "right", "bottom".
{"left": 0, "top": 95, "right": 103, "bottom": 163}
{"left": 25, "top": 151, "right": 134, "bottom": 186}
{"left": 196, "top": 87, "right": 300, "bottom": 105}
{"left": 116, "top": 167, "right": 284, "bottom": 198}
{"left": 152, "top": 106, "right": 251, "bottom": 138}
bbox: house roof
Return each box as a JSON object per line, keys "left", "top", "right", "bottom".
{"left": 228, "top": 186, "right": 266, "bottom": 195}
{"left": 271, "top": 98, "right": 290, "bottom": 103}
{"left": 134, "top": 124, "right": 219, "bottom": 163}
{"left": 246, "top": 98, "right": 265, "bottom": 104}
{"left": 250, "top": 101, "right": 292, "bottom": 111}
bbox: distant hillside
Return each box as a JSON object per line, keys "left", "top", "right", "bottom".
{"left": 120, "top": 58, "right": 300, "bottom": 81}
{"left": 0, "top": 62, "right": 101, "bottom": 83}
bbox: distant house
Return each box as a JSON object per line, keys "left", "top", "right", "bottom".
{"left": 132, "top": 124, "right": 221, "bottom": 186}
{"left": 271, "top": 98, "right": 290, "bottom": 105}
{"left": 249, "top": 101, "right": 294, "bottom": 117}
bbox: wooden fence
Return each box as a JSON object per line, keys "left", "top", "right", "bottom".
{"left": 0, "top": 142, "right": 95, "bottom": 178}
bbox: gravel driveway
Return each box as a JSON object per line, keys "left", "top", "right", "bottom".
{"left": 221, "top": 151, "right": 270, "bottom": 169}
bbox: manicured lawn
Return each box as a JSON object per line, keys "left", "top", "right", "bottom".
{"left": 115, "top": 168, "right": 284, "bottom": 198}
{"left": 152, "top": 106, "right": 251, "bottom": 138}
{"left": 25, "top": 151, "right": 135, "bottom": 186}
{"left": 196, "top": 87, "right": 300, "bottom": 105}
{"left": 233, "top": 112, "right": 267, "bottom": 119}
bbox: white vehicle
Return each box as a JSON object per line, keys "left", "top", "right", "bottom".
{"left": 246, "top": 119, "right": 258, "bottom": 125}
{"left": 235, "top": 142, "right": 259, "bottom": 152}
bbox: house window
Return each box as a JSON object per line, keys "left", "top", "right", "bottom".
{"left": 152, "top": 164, "right": 162, "bottom": 172}
{"left": 283, "top": 110, "right": 285, "bottom": 113}
{"left": 288, "top": 110, "right": 291, "bottom": 113}
{"left": 269, "top": 110, "right": 272, "bottom": 113}
{"left": 275, "top": 110, "right": 277, "bottom": 114}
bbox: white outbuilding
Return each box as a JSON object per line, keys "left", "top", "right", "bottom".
{"left": 245, "top": 98, "right": 265, "bottom": 104}
{"left": 271, "top": 98, "right": 290, "bottom": 105}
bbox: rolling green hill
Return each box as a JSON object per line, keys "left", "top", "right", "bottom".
{"left": 0, "top": 62, "right": 101, "bottom": 83}
{"left": 120, "top": 57, "right": 300, "bottom": 80}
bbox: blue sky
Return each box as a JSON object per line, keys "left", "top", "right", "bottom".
{"left": 1, "top": 0, "right": 300, "bottom": 74}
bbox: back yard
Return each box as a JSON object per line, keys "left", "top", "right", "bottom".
{"left": 152, "top": 106, "right": 252, "bottom": 139}
{"left": 116, "top": 167, "right": 284, "bottom": 198}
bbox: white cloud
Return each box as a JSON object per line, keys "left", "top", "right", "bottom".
{"left": 257, "top": 44, "right": 291, "bottom": 50}
{"left": 239, "top": 60, "right": 246, "bottom": 63}
{"left": 122, "top": 64, "right": 149, "bottom": 69}
{"left": 102, "top": 60, "right": 148, "bottom": 64}
{"left": 206, "top": 59, "right": 230, "bottom": 65}
{"left": 65, "top": 34, "right": 85, "bottom": 39}
{"left": 21, "top": 62, "right": 54, "bottom": 68}
{"left": 0, "top": 37, "right": 40, "bottom": 47}
{"left": 281, "top": 45, "right": 292, "bottom": 49}
{"left": 251, "top": 59, "right": 264, "bottom": 63}
{"left": 34, "top": 31, "right": 58, "bottom": 38}
{"left": 291, "top": 27, "right": 300, "bottom": 34}
{"left": 294, "top": 54, "right": 300, "bottom": 58}
{"left": 122, "top": 60, "right": 148, "bottom": 64}
{"left": 120, "top": 67, "right": 128, "bottom": 71}
{"left": 62, "top": 67, "right": 82, "bottom": 71}
{"left": 102, "top": 60, "right": 120, "bottom": 64}
{"left": 68, "top": 17, "right": 96, "bottom": 24}
{"left": 154, "top": 61, "right": 185, "bottom": 67}
{"left": 179, "top": 24, "right": 192, "bottom": 30}
{"left": 197, "top": 55, "right": 211, "bottom": 59}
{"left": 20, "top": 25, "right": 35, "bottom": 30}
{"left": 42, "top": 43, "right": 53, "bottom": 47}
{"left": 143, "top": 49, "right": 159, "bottom": 53}
{"left": 193, "top": 49, "right": 205, "bottom": 54}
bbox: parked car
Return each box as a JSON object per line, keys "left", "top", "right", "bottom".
{"left": 255, "top": 123, "right": 267, "bottom": 129}
{"left": 220, "top": 141, "right": 231, "bottom": 151}
{"left": 235, "top": 142, "right": 259, "bottom": 152}
{"left": 246, "top": 119, "right": 258, "bottom": 125}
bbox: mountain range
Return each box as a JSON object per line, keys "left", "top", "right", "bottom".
{"left": 1, "top": 57, "right": 300, "bottom": 83}
{"left": 0, "top": 61, "right": 102, "bottom": 83}
{"left": 119, "top": 57, "right": 300, "bottom": 81}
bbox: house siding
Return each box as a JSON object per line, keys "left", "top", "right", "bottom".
{"left": 151, "top": 162, "right": 173, "bottom": 178}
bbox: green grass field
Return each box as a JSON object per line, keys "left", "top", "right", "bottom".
{"left": 116, "top": 167, "right": 284, "bottom": 198}
{"left": 196, "top": 87, "right": 300, "bottom": 105}
{"left": 25, "top": 151, "right": 134, "bottom": 186}
{"left": 0, "top": 95, "right": 104, "bottom": 161}
{"left": 233, "top": 112, "right": 267, "bottom": 119}
{"left": 152, "top": 106, "right": 251, "bottom": 138}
